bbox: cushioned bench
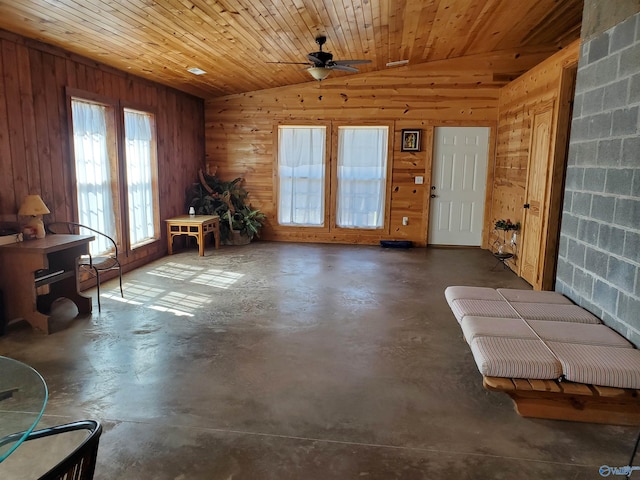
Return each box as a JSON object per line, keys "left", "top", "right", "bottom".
{"left": 445, "top": 286, "right": 640, "bottom": 425}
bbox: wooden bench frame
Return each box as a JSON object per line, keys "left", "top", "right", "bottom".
{"left": 483, "top": 376, "right": 640, "bottom": 426}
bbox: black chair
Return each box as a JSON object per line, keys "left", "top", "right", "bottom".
{"left": 46, "top": 222, "right": 123, "bottom": 312}
{"left": 0, "top": 420, "right": 102, "bottom": 480}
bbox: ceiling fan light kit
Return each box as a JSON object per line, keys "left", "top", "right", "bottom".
{"left": 307, "top": 66, "right": 331, "bottom": 81}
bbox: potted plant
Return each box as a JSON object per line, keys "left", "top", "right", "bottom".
{"left": 185, "top": 169, "right": 265, "bottom": 245}
{"left": 494, "top": 219, "right": 520, "bottom": 231}
{"left": 221, "top": 206, "right": 265, "bottom": 245}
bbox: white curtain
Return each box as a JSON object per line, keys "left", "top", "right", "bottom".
{"left": 337, "top": 127, "right": 388, "bottom": 228}
{"left": 124, "top": 109, "right": 155, "bottom": 246}
{"left": 71, "top": 100, "right": 116, "bottom": 255}
{"left": 278, "top": 126, "right": 326, "bottom": 226}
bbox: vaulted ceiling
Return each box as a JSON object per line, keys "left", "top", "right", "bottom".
{"left": 0, "top": 0, "right": 583, "bottom": 99}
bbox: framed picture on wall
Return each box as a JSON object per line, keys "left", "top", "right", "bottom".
{"left": 401, "top": 129, "right": 421, "bottom": 152}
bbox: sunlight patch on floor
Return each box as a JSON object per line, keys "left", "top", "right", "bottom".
{"left": 101, "top": 295, "right": 144, "bottom": 306}
{"left": 146, "top": 262, "right": 244, "bottom": 289}
{"left": 148, "top": 291, "right": 213, "bottom": 317}
{"left": 191, "top": 269, "right": 244, "bottom": 289}
{"left": 102, "top": 282, "right": 165, "bottom": 305}
{"left": 146, "top": 262, "right": 205, "bottom": 281}
{"left": 101, "top": 280, "right": 215, "bottom": 317}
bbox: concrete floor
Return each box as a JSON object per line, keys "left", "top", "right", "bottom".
{"left": 0, "top": 243, "right": 638, "bottom": 479}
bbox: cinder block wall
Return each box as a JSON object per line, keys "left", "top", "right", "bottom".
{"left": 557, "top": 11, "right": 640, "bottom": 345}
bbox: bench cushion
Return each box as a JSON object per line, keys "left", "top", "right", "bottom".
{"left": 445, "top": 286, "right": 502, "bottom": 303}
{"left": 510, "top": 303, "right": 601, "bottom": 324}
{"left": 496, "top": 288, "right": 573, "bottom": 304}
{"left": 549, "top": 342, "right": 640, "bottom": 389}
{"left": 462, "top": 317, "right": 633, "bottom": 348}
{"left": 532, "top": 322, "right": 633, "bottom": 348}
{"left": 449, "top": 299, "right": 518, "bottom": 323}
{"left": 461, "top": 317, "right": 536, "bottom": 343}
{"left": 470, "top": 337, "right": 562, "bottom": 379}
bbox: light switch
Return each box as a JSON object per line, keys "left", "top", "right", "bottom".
{"left": 415, "top": 176, "right": 424, "bottom": 184}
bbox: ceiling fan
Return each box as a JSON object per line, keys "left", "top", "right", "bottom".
{"left": 269, "top": 35, "right": 371, "bottom": 81}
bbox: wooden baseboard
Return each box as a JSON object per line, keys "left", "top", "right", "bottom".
{"left": 483, "top": 376, "right": 640, "bottom": 426}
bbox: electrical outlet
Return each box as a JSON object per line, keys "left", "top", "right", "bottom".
{"left": 415, "top": 176, "right": 424, "bottom": 185}
{"left": 402, "top": 217, "right": 409, "bottom": 226}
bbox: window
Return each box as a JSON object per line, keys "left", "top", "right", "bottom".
{"left": 277, "top": 123, "right": 389, "bottom": 231}
{"left": 336, "top": 126, "right": 388, "bottom": 229}
{"left": 124, "top": 109, "right": 157, "bottom": 246}
{"left": 71, "top": 100, "right": 117, "bottom": 255}
{"left": 277, "top": 126, "right": 326, "bottom": 226}
{"left": 70, "top": 97, "right": 159, "bottom": 255}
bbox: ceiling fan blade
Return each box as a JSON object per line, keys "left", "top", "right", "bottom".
{"left": 266, "top": 61, "right": 313, "bottom": 65}
{"left": 332, "top": 59, "right": 372, "bottom": 66}
{"left": 330, "top": 64, "right": 359, "bottom": 73}
{"left": 307, "top": 53, "right": 324, "bottom": 65}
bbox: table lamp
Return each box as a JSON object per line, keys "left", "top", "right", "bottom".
{"left": 18, "top": 195, "right": 50, "bottom": 239}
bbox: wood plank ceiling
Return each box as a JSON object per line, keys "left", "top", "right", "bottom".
{"left": 0, "top": 0, "right": 583, "bottom": 99}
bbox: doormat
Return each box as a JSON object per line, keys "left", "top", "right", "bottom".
{"left": 380, "top": 240, "right": 413, "bottom": 248}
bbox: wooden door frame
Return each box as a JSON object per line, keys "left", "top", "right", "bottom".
{"left": 540, "top": 62, "right": 578, "bottom": 289}
{"left": 519, "top": 61, "right": 578, "bottom": 289}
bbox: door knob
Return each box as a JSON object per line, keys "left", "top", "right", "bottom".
{"left": 523, "top": 203, "right": 530, "bottom": 209}
{"left": 431, "top": 186, "right": 436, "bottom": 190}
{"left": 430, "top": 194, "right": 437, "bottom": 198}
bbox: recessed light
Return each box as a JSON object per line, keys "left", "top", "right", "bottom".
{"left": 187, "top": 67, "right": 207, "bottom": 75}
{"left": 386, "top": 60, "right": 409, "bottom": 67}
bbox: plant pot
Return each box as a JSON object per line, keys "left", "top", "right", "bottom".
{"left": 226, "top": 230, "right": 251, "bottom": 246}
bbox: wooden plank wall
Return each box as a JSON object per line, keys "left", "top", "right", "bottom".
{"left": 489, "top": 40, "right": 580, "bottom": 269}
{"left": 0, "top": 29, "right": 204, "bottom": 272}
{"left": 205, "top": 48, "right": 555, "bottom": 246}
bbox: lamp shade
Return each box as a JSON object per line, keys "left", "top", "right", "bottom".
{"left": 18, "top": 195, "right": 50, "bottom": 216}
{"left": 307, "top": 67, "right": 331, "bottom": 81}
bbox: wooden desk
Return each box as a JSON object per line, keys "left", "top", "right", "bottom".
{"left": 0, "top": 235, "right": 94, "bottom": 334}
{"left": 165, "top": 215, "right": 220, "bottom": 256}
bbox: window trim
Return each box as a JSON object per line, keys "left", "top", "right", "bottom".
{"left": 273, "top": 121, "right": 332, "bottom": 233}
{"left": 274, "top": 120, "right": 394, "bottom": 235}
{"left": 66, "top": 91, "right": 122, "bottom": 253}
{"left": 330, "top": 121, "right": 393, "bottom": 234}
{"left": 122, "top": 106, "right": 160, "bottom": 251}
{"left": 65, "top": 88, "right": 161, "bottom": 257}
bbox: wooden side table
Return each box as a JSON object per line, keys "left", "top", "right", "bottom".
{"left": 165, "top": 215, "right": 220, "bottom": 256}
{"left": 0, "top": 235, "right": 94, "bottom": 334}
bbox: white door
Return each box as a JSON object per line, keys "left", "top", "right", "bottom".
{"left": 428, "top": 127, "right": 489, "bottom": 246}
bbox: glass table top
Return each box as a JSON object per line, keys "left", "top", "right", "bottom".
{"left": 0, "top": 356, "right": 48, "bottom": 462}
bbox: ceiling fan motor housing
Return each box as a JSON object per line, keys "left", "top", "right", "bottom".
{"left": 309, "top": 51, "right": 333, "bottom": 66}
